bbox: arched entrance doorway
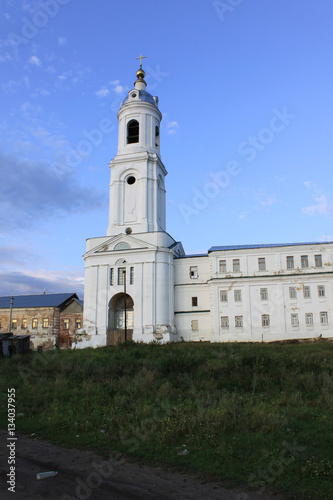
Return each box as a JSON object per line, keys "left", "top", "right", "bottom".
{"left": 107, "top": 293, "right": 134, "bottom": 345}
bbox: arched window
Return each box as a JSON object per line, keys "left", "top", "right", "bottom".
{"left": 155, "top": 126, "right": 160, "bottom": 148}
{"left": 127, "top": 120, "right": 139, "bottom": 144}
{"left": 114, "top": 242, "right": 131, "bottom": 251}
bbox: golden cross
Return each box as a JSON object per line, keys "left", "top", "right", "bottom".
{"left": 136, "top": 53, "right": 146, "bottom": 68}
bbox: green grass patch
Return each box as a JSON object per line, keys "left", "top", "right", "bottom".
{"left": 1, "top": 340, "right": 333, "bottom": 499}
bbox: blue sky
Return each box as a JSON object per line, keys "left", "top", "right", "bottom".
{"left": 0, "top": 0, "right": 332, "bottom": 298}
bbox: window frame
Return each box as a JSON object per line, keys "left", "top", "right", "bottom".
{"left": 63, "top": 319, "right": 70, "bottom": 330}
{"left": 42, "top": 318, "right": 49, "bottom": 329}
{"left": 127, "top": 119, "right": 139, "bottom": 144}
{"left": 234, "top": 289, "right": 242, "bottom": 302}
{"left": 315, "top": 254, "right": 323, "bottom": 268}
{"left": 262, "top": 314, "right": 270, "bottom": 327}
{"left": 305, "top": 313, "right": 313, "bottom": 326}
{"left": 301, "top": 255, "right": 309, "bottom": 269}
{"left": 260, "top": 288, "right": 268, "bottom": 301}
{"left": 318, "top": 285, "right": 325, "bottom": 298}
{"left": 303, "top": 286, "right": 311, "bottom": 299}
{"left": 235, "top": 315, "right": 243, "bottom": 328}
{"left": 289, "top": 287, "right": 297, "bottom": 299}
{"left": 320, "top": 312, "right": 328, "bottom": 325}
{"left": 258, "top": 257, "right": 266, "bottom": 271}
{"left": 190, "top": 266, "right": 198, "bottom": 279}
{"left": 286, "top": 256, "right": 294, "bottom": 269}
{"left": 219, "top": 260, "right": 227, "bottom": 273}
{"left": 221, "top": 316, "right": 229, "bottom": 329}
{"left": 130, "top": 267, "right": 134, "bottom": 285}
{"left": 291, "top": 313, "right": 299, "bottom": 326}
{"left": 118, "top": 267, "right": 126, "bottom": 286}
{"left": 220, "top": 290, "right": 228, "bottom": 302}
{"left": 233, "top": 259, "right": 240, "bottom": 272}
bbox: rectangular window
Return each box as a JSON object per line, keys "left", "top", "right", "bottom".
{"left": 191, "top": 320, "right": 198, "bottom": 331}
{"left": 110, "top": 268, "right": 114, "bottom": 286}
{"left": 32, "top": 319, "right": 38, "bottom": 329}
{"left": 233, "top": 259, "right": 240, "bottom": 272}
{"left": 75, "top": 319, "right": 81, "bottom": 329}
{"left": 192, "top": 297, "right": 198, "bottom": 307}
{"left": 235, "top": 316, "right": 243, "bottom": 328}
{"left": 262, "top": 314, "right": 270, "bottom": 327}
{"left": 118, "top": 267, "right": 126, "bottom": 285}
{"left": 220, "top": 290, "right": 228, "bottom": 302}
{"left": 318, "top": 285, "right": 325, "bottom": 297}
{"left": 234, "top": 289, "right": 242, "bottom": 302}
{"left": 320, "top": 312, "right": 328, "bottom": 325}
{"left": 22, "top": 319, "right": 27, "bottom": 328}
{"left": 63, "top": 319, "right": 69, "bottom": 330}
{"left": 301, "top": 255, "right": 309, "bottom": 268}
{"left": 289, "top": 287, "right": 297, "bottom": 299}
{"left": 12, "top": 319, "right": 17, "bottom": 329}
{"left": 286, "top": 256, "right": 294, "bottom": 269}
{"left": 260, "top": 288, "right": 268, "bottom": 300}
{"left": 130, "top": 267, "right": 134, "bottom": 285}
{"left": 305, "top": 313, "right": 313, "bottom": 326}
{"left": 291, "top": 313, "right": 299, "bottom": 326}
{"left": 219, "top": 260, "right": 227, "bottom": 273}
{"left": 315, "top": 254, "right": 323, "bottom": 268}
{"left": 258, "top": 257, "right": 266, "bottom": 271}
{"left": 190, "top": 266, "right": 198, "bottom": 279}
{"left": 221, "top": 316, "right": 229, "bottom": 328}
{"left": 42, "top": 318, "right": 49, "bottom": 328}
{"left": 303, "top": 286, "right": 311, "bottom": 298}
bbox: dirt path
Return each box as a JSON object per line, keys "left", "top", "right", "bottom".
{"left": 0, "top": 430, "right": 289, "bottom": 500}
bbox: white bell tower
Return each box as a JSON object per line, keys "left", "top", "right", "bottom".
{"left": 107, "top": 56, "right": 167, "bottom": 237}
{"left": 82, "top": 56, "right": 185, "bottom": 348}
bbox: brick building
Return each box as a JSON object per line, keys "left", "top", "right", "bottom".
{"left": 0, "top": 293, "right": 83, "bottom": 350}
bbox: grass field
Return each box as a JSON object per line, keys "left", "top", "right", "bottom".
{"left": 1, "top": 340, "right": 333, "bottom": 499}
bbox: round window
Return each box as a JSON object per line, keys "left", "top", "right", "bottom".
{"left": 127, "top": 176, "right": 136, "bottom": 185}
{"left": 131, "top": 93, "right": 137, "bottom": 98}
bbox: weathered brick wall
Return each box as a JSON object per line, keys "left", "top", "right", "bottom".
{"left": 0, "top": 307, "right": 58, "bottom": 350}
{"left": 59, "top": 312, "right": 83, "bottom": 348}
{"left": 0, "top": 303, "right": 83, "bottom": 351}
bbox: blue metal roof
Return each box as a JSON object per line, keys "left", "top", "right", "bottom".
{"left": 0, "top": 293, "right": 79, "bottom": 309}
{"left": 121, "top": 90, "right": 156, "bottom": 107}
{"left": 208, "top": 242, "right": 328, "bottom": 252}
{"left": 176, "top": 253, "right": 208, "bottom": 259}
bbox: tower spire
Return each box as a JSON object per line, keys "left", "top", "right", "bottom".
{"left": 134, "top": 53, "right": 147, "bottom": 90}
{"left": 136, "top": 53, "right": 146, "bottom": 69}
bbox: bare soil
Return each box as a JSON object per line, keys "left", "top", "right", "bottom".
{"left": 0, "top": 430, "right": 290, "bottom": 500}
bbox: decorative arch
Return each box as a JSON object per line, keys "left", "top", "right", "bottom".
{"left": 107, "top": 293, "right": 134, "bottom": 345}
{"left": 114, "top": 242, "right": 131, "bottom": 251}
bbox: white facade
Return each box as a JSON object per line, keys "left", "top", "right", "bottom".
{"left": 82, "top": 64, "right": 333, "bottom": 347}
{"left": 174, "top": 244, "right": 333, "bottom": 342}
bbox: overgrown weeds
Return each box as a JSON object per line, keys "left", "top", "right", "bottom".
{"left": 1, "top": 341, "right": 333, "bottom": 499}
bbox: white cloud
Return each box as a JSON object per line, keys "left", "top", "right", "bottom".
{"left": 29, "top": 55, "right": 41, "bottom": 67}
{"left": 58, "top": 36, "right": 67, "bottom": 45}
{"left": 109, "top": 80, "right": 120, "bottom": 85}
{"left": 302, "top": 194, "right": 331, "bottom": 217}
{"left": 322, "top": 235, "right": 333, "bottom": 242}
{"left": 302, "top": 182, "right": 331, "bottom": 218}
{"left": 166, "top": 121, "right": 179, "bottom": 129}
{"left": 95, "top": 87, "right": 110, "bottom": 98}
{"left": 113, "top": 85, "right": 125, "bottom": 95}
